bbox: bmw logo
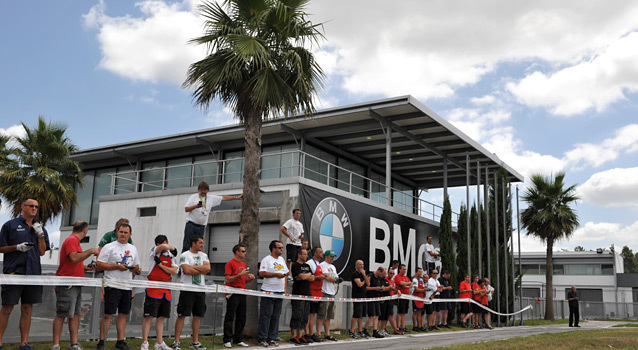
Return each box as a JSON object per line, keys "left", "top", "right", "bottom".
{"left": 310, "top": 197, "right": 352, "bottom": 275}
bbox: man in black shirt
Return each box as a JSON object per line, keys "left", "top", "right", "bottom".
{"left": 290, "top": 248, "right": 315, "bottom": 344}
{"left": 364, "top": 267, "right": 387, "bottom": 338}
{"left": 436, "top": 270, "right": 453, "bottom": 328}
{"left": 567, "top": 286, "right": 580, "bottom": 327}
{"left": 348, "top": 260, "right": 368, "bottom": 338}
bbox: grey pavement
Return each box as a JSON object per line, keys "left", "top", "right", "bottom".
{"left": 233, "top": 320, "right": 624, "bottom": 350}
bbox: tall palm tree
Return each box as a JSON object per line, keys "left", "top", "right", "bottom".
{"left": 184, "top": 0, "right": 323, "bottom": 268}
{"left": 520, "top": 172, "right": 579, "bottom": 320}
{"left": 183, "top": 0, "right": 324, "bottom": 335}
{"left": 0, "top": 117, "right": 83, "bottom": 226}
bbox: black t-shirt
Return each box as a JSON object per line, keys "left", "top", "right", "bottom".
{"left": 379, "top": 276, "right": 390, "bottom": 297}
{"left": 351, "top": 270, "right": 367, "bottom": 298}
{"left": 292, "top": 262, "right": 311, "bottom": 296}
{"left": 567, "top": 290, "right": 579, "bottom": 308}
{"left": 367, "top": 273, "right": 382, "bottom": 298}
{"left": 438, "top": 276, "right": 450, "bottom": 298}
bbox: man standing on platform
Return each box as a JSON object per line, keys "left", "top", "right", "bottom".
{"left": 52, "top": 221, "right": 98, "bottom": 350}
{"left": 424, "top": 236, "right": 438, "bottom": 274}
{"left": 0, "top": 198, "right": 50, "bottom": 350}
{"left": 567, "top": 286, "right": 580, "bottom": 327}
{"left": 182, "top": 181, "right": 242, "bottom": 252}
{"left": 223, "top": 244, "right": 254, "bottom": 348}
{"left": 281, "top": 209, "right": 304, "bottom": 271}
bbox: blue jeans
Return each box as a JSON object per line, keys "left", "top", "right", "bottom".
{"left": 182, "top": 222, "right": 205, "bottom": 252}
{"left": 258, "top": 295, "right": 283, "bottom": 342}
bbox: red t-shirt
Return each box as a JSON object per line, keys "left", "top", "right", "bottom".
{"left": 459, "top": 280, "right": 472, "bottom": 299}
{"left": 480, "top": 286, "right": 489, "bottom": 305}
{"left": 472, "top": 282, "right": 482, "bottom": 301}
{"left": 56, "top": 234, "right": 84, "bottom": 277}
{"left": 386, "top": 277, "right": 396, "bottom": 296}
{"left": 225, "top": 258, "right": 248, "bottom": 289}
{"left": 394, "top": 274, "right": 411, "bottom": 294}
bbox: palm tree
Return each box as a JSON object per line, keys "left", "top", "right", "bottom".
{"left": 0, "top": 116, "right": 83, "bottom": 226}
{"left": 183, "top": 0, "right": 324, "bottom": 335}
{"left": 520, "top": 172, "right": 579, "bottom": 320}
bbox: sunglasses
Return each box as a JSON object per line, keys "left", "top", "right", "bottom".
{"left": 239, "top": 250, "right": 246, "bottom": 253}
{"left": 275, "top": 246, "right": 284, "bottom": 249}
{"left": 25, "top": 204, "right": 39, "bottom": 208}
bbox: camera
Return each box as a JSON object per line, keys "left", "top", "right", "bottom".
{"left": 336, "top": 277, "right": 344, "bottom": 284}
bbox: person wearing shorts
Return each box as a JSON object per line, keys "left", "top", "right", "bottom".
{"left": 393, "top": 264, "right": 412, "bottom": 333}
{"left": 379, "top": 267, "right": 401, "bottom": 335}
{"left": 290, "top": 248, "right": 313, "bottom": 345}
{"left": 349, "top": 260, "right": 368, "bottom": 338}
{"left": 436, "top": 270, "right": 453, "bottom": 328}
{"left": 411, "top": 268, "right": 426, "bottom": 332}
{"left": 318, "top": 250, "right": 339, "bottom": 341}
{"left": 96, "top": 223, "right": 141, "bottom": 350}
{"left": 471, "top": 275, "right": 482, "bottom": 328}
{"left": 458, "top": 274, "right": 473, "bottom": 328}
{"left": 141, "top": 235, "right": 178, "bottom": 350}
{"left": 173, "top": 236, "right": 210, "bottom": 350}
{"left": 364, "top": 267, "right": 386, "bottom": 338}
{"left": 53, "top": 221, "right": 98, "bottom": 350}
{"left": 480, "top": 279, "right": 492, "bottom": 329}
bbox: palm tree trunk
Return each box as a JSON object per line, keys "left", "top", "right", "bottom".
{"left": 239, "top": 109, "right": 262, "bottom": 338}
{"left": 545, "top": 239, "right": 554, "bottom": 320}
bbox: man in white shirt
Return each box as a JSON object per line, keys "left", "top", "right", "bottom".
{"left": 258, "top": 240, "right": 289, "bottom": 347}
{"left": 281, "top": 209, "right": 304, "bottom": 270}
{"left": 426, "top": 269, "right": 442, "bottom": 331}
{"left": 317, "top": 250, "right": 339, "bottom": 341}
{"left": 96, "top": 224, "right": 141, "bottom": 350}
{"left": 182, "top": 181, "right": 243, "bottom": 252}
{"left": 424, "top": 235, "right": 438, "bottom": 274}
{"left": 172, "top": 236, "right": 210, "bottom": 350}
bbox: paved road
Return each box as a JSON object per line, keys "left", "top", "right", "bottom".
{"left": 237, "top": 321, "right": 624, "bottom": 350}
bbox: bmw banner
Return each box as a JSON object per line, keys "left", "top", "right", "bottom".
{"left": 299, "top": 185, "right": 439, "bottom": 280}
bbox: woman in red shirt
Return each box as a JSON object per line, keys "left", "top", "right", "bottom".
{"left": 458, "top": 274, "right": 473, "bottom": 328}
{"left": 480, "top": 279, "right": 492, "bottom": 329}
{"left": 471, "top": 275, "right": 482, "bottom": 329}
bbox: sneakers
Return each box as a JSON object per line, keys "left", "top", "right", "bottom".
{"left": 69, "top": 345, "right": 84, "bottom": 350}
{"left": 402, "top": 327, "right": 410, "bottom": 333}
{"left": 141, "top": 342, "right": 150, "bottom": 350}
{"left": 310, "top": 334, "right": 321, "bottom": 343}
{"left": 258, "top": 340, "right": 269, "bottom": 347}
{"left": 96, "top": 341, "right": 105, "bottom": 350}
{"left": 267, "top": 340, "right": 278, "bottom": 347}
{"left": 380, "top": 330, "right": 390, "bottom": 337}
{"left": 372, "top": 330, "right": 384, "bottom": 338}
{"left": 290, "top": 337, "right": 301, "bottom": 346}
{"left": 52, "top": 345, "right": 61, "bottom": 350}
{"left": 361, "top": 329, "right": 371, "bottom": 338}
{"left": 236, "top": 343, "right": 249, "bottom": 348}
{"left": 189, "top": 343, "right": 206, "bottom": 350}
{"left": 155, "top": 343, "right": 172, "bottom": 350}
{"left": 170, "top": 343, "right": 181, "bottom": 350}
{"left": 348, "top": 331, "right": 358, "bottom": 339}
{"left": 19, "top": 345, "right": 32, "bottom": 350}
{"left": 115, "top": 341, "right": 131, "bottom": 350}
{"left": 223, "top": 343, "right": 232, "bottom": 349}
{"left": 300, "top": 336, "right": 312, "bottom": 344}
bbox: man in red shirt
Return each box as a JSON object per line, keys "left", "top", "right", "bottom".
{"left": 379, "top": 267, "right": 401, "bottom": 335}
{"left": 52, "top": 221, "right": 98, "bottom": 350}
{"left": 306, "top": 247, "right": 326, "bottom": 342}
{"left": 471, "top": 275, "right": 482, "bottom": 329}
{"left": 458, "top": 273, "right": 473, "bottom": 328}
{"left": 142, "top": 235, "right": 178, "bottom": 350}
{"left": 393, "top": 264, "right": 412, "bottom": 333}
{"left": 479, "top": 279, "right": 492, "bottom": 329}
{"left": 223, "top": 244, "right": 255, "bottom": 348}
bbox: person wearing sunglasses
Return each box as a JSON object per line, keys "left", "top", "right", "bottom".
{"left": 223, "top": 244, "right": 254, "bottom": 348}
{"left": 258, "top": 240, "right": 288, "bottom": 347}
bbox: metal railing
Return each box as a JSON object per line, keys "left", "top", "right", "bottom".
{"left": 108, "top": 150, "right": 458, "bottom": 224}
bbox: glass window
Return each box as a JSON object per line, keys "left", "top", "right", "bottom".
{"left": 115, "top": 166, "right": 137, "bottom": 194}
{"left": 522, "top": 288, "right": 540, "bottom": 298}
{"left": 91, "top": 168, "right": 116, "bottom": 225}
{"left": 565, "top": 288, "right": 603, "bottom": 302}
{"left": 370, "top": 171, "right": 387, "bottom": 204}
{"left": 166, "top": 157, "right": 192, "bottom": 189}
{"left": 539, "top": 264, "right": 547, "bottom": 275}
{"left": 304, "top": 145, "right": 336, "bottom": 186}
{"left": 522, "top": 264, "right": 539, "bottom": 275}
{"left": 335, "top": 158, "right": 366, "bottom": 197}
{"left": 553, "top": 264, "right": 564, "bottom": 275}
{"left": 141, "top": 161, "right": 165, "bottom": 192}
{"left": 261, "top": 146, "right": 282, "bottom": 180}
{"left": 393, "top": 180, "right": 413, "bottom": 212}
{"left": 280, "top": 144, "right": 300, "bottom": 178}
{"left": 565, "top": 264, "right": 602, "bottom": 275}
{"left": 224, "top": 151, "right": 244, "bottom": 184}
{"left": 70, "top": 171, "right": 94, "bottom": 224}
{"left": 602, "top": 264, "right": 614, "bottom": 275}
{"left": 194, "top": 154, "right": 219, "bottom": 186}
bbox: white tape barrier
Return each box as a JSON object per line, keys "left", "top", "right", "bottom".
{"left": 0, "top": 275, "right": 531, "bottom": 317}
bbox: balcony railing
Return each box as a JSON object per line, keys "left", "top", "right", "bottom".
{"left": 109, "top": 150, "right": 457, "bottom": 224}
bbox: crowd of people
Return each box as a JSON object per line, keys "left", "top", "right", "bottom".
{"left": 0, "top": 183, "right": 507, "bottom": 350}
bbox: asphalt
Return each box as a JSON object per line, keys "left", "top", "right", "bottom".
{"left": 231, "top": 320, "right": 625, "bottom": 350}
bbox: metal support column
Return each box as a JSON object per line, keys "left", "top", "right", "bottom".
{"left": 385, "top": 125, "right": 392, "bottom": 206}
{"left": 466, "top": 153, "right": 470, "bottom": 275}
{"left": 486, "top": 170, "right": 490, "bottom": 282}
{"left": 477, "top": 160, "right": 482, "bottom": 278}
{"left": 443, "top": 156, "right": 448, "bottom": 199}
{"left": 517, "top": 185, "right": 524, "bottom": 325}
{"left": 494, "top": 174, "right": 500, "bottom": 327}
{"left": 502, "top": 177, "right": 509, "bottom": 326}
{"left": 510, "top": 184, "right": 516, "bottom": 326}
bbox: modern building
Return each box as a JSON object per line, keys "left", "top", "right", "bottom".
{"left": 516, "top": 250, "right": 636, "bottom": 319}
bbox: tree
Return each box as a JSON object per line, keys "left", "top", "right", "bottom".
{"left": 0, "top": 117, "right": 82, "bottom": 225}
{"left": 521, "top": 172, "right": 579, "bottom": 320}
{"left": 183, "top": 0, "right": 325, "bottom": 336}
{"left": 574, "top": 246, "right": 585, "bottom": 252}
{"left": 456, "top": 204, "right": 468, "bottom": 277}
{"left": 621, "top": 246, "right": 638, "bottom": 273}
{"left": 438, "top": 195, "right": 456, "bottom": 323}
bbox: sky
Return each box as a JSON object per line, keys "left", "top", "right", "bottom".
{"left": 1, "top": 0, "right": 638, "bottom": 253}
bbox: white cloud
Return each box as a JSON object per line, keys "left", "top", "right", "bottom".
{"left": 84, "top": 0, "right": 205, "bottom": 85}
{"left": 0, "top": 124, "right": 26, "bottom": 148}
{"left": 577, "top": 167, "right": 638, "bottom": 207}
{"left": 507, "top": 32, "right": 638, "bottom": 115}
{"left": 571, "top": 221, "right": 638, "bottom": 248}
{"left": 470, "top": 95, "right": 496, "bottom": 106}
{"left": 204, "top": 105, "right": 236, "bottom": 127}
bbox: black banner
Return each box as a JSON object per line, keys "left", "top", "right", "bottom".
{"left": 299, "top": 185, "right": 439, "bottom": 280}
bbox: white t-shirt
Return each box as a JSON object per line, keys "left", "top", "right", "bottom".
{"left": 98, "top": 241, "right": 140, "bottom": 290}
{"left": 178, "top": 250, "right": 209, "bottom": 285}
{"left": 487, "top": 285, "right": 495, "bottom": 301}
{"left": 147, "top": 246, "right": 176, "bottom": 273}
{"left": 425, "top": 243, "right": 435, "bottom": 263}
{"left": 426, "top": 277, "right": 438, "bottom": 299}
{"left": 319, "top": 261, "right": 338, "bottom": 295}
{"left": 282, "top": 219, "right": 304, "bottom": 246}
{"left": 259, "top": 255, "right": 288, "bottom": 292}
{"left": 434, "top": 278, "right": 441, "bottom": 296}
{"left": 412, "top": 277, "right": 424, "bottom": 294}
{"left": 185, "top": 193, "right": 223, "bottom": 225}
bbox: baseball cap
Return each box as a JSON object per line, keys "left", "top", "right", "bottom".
{"left": 324, "top": 250, "right": 336, "bottom": 257}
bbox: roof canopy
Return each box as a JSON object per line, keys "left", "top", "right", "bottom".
{"left": 71, "top": 95, "right": 523, "bottom": 190}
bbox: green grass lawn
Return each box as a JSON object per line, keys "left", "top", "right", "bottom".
{"left": 612, "top": 323, "right": 638, "bottom": 328}
{"left": 426, "top": 328, "right": 638, "bottom": 350}
{"left": 517, "top": 318, "right": 572, "bottom": 326}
